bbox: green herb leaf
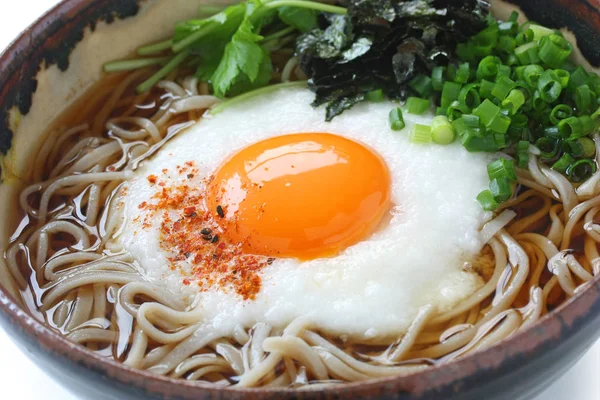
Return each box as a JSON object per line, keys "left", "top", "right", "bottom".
{"left": 212, "top": 4, "right": 273, "bottom": 98}
{"left": 278, "top": 6, "right": 317, "bottom": 32}
{"left": 174, "top": 5, "right": 246, "bottom": 80}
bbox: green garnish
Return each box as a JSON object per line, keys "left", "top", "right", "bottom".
{"left": 430, "top": 116, "right": 456, "bottom": 145}
{"left": 410, "top": 124, "right": 432, "bottom": 144}
{"left": 101, "top": 2, "right": 600, "bottom": 213}
{"left": 406, "top": 97, "right": 430, "bottom": 115}
{"left": 388, "top": 108, "right": 405, "bottom": 131}
{"left": 104, "top": 0, "right": 332, "bottom": 96}
{"left": 365, "top": 89, "right": 385, "bottom": 103}
{"left": 432, "top": 11, "right": 600, "bottom": 210}
{"left": 477, "top": 190, "right": 499, "bottom": 211}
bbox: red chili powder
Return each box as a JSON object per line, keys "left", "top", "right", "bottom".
{"left": 137, "top": 161, "right": 269, "bottom": 300}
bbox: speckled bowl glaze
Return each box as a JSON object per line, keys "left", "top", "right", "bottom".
{"left": 1, "top": 1, "right": 600, "bottom": 399}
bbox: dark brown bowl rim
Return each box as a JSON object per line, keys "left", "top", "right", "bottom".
{"left": 1, "top": 0, "right": 600, "bottom": 398}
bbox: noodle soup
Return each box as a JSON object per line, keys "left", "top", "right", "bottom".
{"left": 1, "top": 0, "right": 600, "bottom": 391}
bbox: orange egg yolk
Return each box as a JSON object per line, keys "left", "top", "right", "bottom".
{"left": 207, "top": 133, "right": 391, "bottom": 259}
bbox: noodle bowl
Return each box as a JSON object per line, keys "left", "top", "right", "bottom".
{"left": 1, "top": 0, "right": 600, "bottom": 395}
{"left": 2, "top": 67, "right": 597, "bottom": 388}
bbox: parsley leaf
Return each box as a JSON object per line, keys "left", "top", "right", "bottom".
{"left": 212, "top": 3, "right": 273, "bottom": 98}
{"left": 278, "top": 6, "right": 317, "bottom": 32}
{"left": 174, "top": 5, "right": 245, "bottom": 81}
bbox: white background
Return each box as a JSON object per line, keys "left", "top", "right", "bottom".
{"left": 0, "top": 1, "right": 598, "bottom": 399}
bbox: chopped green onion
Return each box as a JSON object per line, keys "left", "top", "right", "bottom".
{"left": 515, "top": 41, "right": 539, "bottom": 64}
{"left": 462, "top": 114, "right": 481, "bottom": 129}
{"left": 497, "top": 36, "right": 516, "bottom": 56}
{"left": 410, "top": 124, "right": 432, "bottom": 144}
{"left": 460, "top": 130, "right": 498, "bottom": 152}
{"left": 473, "top": 99, "right": 501, "bottom": 127}
{"left": 517, "top": 140, "right": 530, "bottom": 168}
{"left": 494, "top": 132, "right": 508, "bottom": 148}
{"left": 477, "top": 56, "right": 501, "bottom": 80}
{"left": 592, "top": 105, "right": 600, "bottom": 121}
{"left": 459, "top": 83, "right": 481, "bottom": 109}
{"left": 512, "top": 113, "right": 529, "bottom": 128}
{"left": 544, "top": 126, "right": 561, "bottom": 139}
{"left": 558, "top": 116, "right": 582, "bottom": 139}
{"left": 489, "top": 177, "right": 513, "bottom": 202}
{"left": 516, "top": 28, "right": 534, "bottom": 46}
{"left": 537, "top": 71, "right": 562, "bottom": 102}
{"left": 514, "top": 65, "right": 527, "bottom": 81}
{"left": 578, "top": 137, "right": 597, "bottom": 158}
{"left": 497, "top": 65, "right": 512, "bottom": 79}
{"left": 561, "top": 139, "right": 584, "bottom": 158}
{"left": 431, "top": 67, "right": 446, "bottom": 91}
{"left": 532, "top": 90, "right": 547, "bottom": 112}
{"left": 455, "top": 63, "right": 471, "bottom": 84}
{"left": 477, "top": 190, "right": 499, "bottom": 211}
{"left": 535, "top": 137, "right": 559, "bottom": 159}
{"left": 579, "top": 115, "right": 595, "bottom": 135}
{"left": 492, "top": 76, "right": 516, "bottom": 100}
{"left": 502, "top": 89, "right": 526, "bottom": 114}
{"left": 549, "top": 104, "right": 573, "bottom": 125}
{"left": 487, "top": 158, "right": 517, "bottom": 181}
{"left": 523, "top": 64, "right": 544, "bottom": 88}
{"left": 472, "top": 26, "right": 499, "bottom": 57}
{"left": 567, "top": 159, "right": 597, "bottom": 182}
{"left": 538, "top": 34, "right": 572, "bottom": 68}
{"left": 506, "top": 54, "right": 520, "bottom": 67}
{"left": 389, "top": 108, "right": 405, "bottom": 131}
{"left": 479, "top": 79, "right": 495, "bottom": 100}
{"left": 553, "top": 69, "right": 570, "bottom": 88}
{"left": 431, "top": 116, "right": 456, "bottom": 144}
{"left": 575, "top": 85, "right": 593, "bottom": 113}
{"left": 529, "top": 24, "right": 555, "bottom": 40}
{"left": 552, "top": 153, "right": 575, "bottom": 173}
{"left": 366, "top": 89, "right": 385, "bottom": 102}
{"left": 441, "top": 82, "right": 462, "bottom": 108}
{"left": 103, "top": 56, "right": 170, "bottom": 73}
{"left": 406, "top": 97, "right": 431, "bottom": 115}
{"left": 489, "top": 113, "right": 511, "bottom": 134}
{"left": 446, "top": 101, "right": 471, "bottom": 121}
{"left": 408, "top": 75, "right": 433, "bottom": 97}
{"left": 568, "top": 66, "right": 590, "bottom": 95}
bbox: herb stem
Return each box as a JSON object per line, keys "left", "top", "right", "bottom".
{"left": 263, "top": 0, "right": 347, "bottom": 15}
{"left": 260, "top": 26, "right": 296, "bottom": 44}
{"left": 136, "top": 50, "right": 191, "bottom": 93}
{"left": 137, "top": 40, "right": 172, "bottom": 56}
{"left": 210, "top": 81, "right": 308, "bottom": 115}
{"left": 172, "top": 22, "right": 219, "bottom": 53}
{"left": 103, "top": 56, "right": 170, "bottom": 73}
{"left": 262, "top": 34, "right": 297, "bottom": 52}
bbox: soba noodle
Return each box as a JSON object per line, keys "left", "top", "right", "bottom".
{"left": 3, "top": 62, "right": 599, "bottom": 388}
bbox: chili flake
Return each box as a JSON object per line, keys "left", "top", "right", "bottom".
{"left": 136, "top": 162, "right": 270, "bottom": 300}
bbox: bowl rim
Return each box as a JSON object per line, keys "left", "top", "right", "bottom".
{"left": 1, "top": 0, "right": 600, "bottom": 398}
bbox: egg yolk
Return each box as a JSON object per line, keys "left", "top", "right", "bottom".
{"left": 207, "top": 133, "right": 391, "bottom": 259}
